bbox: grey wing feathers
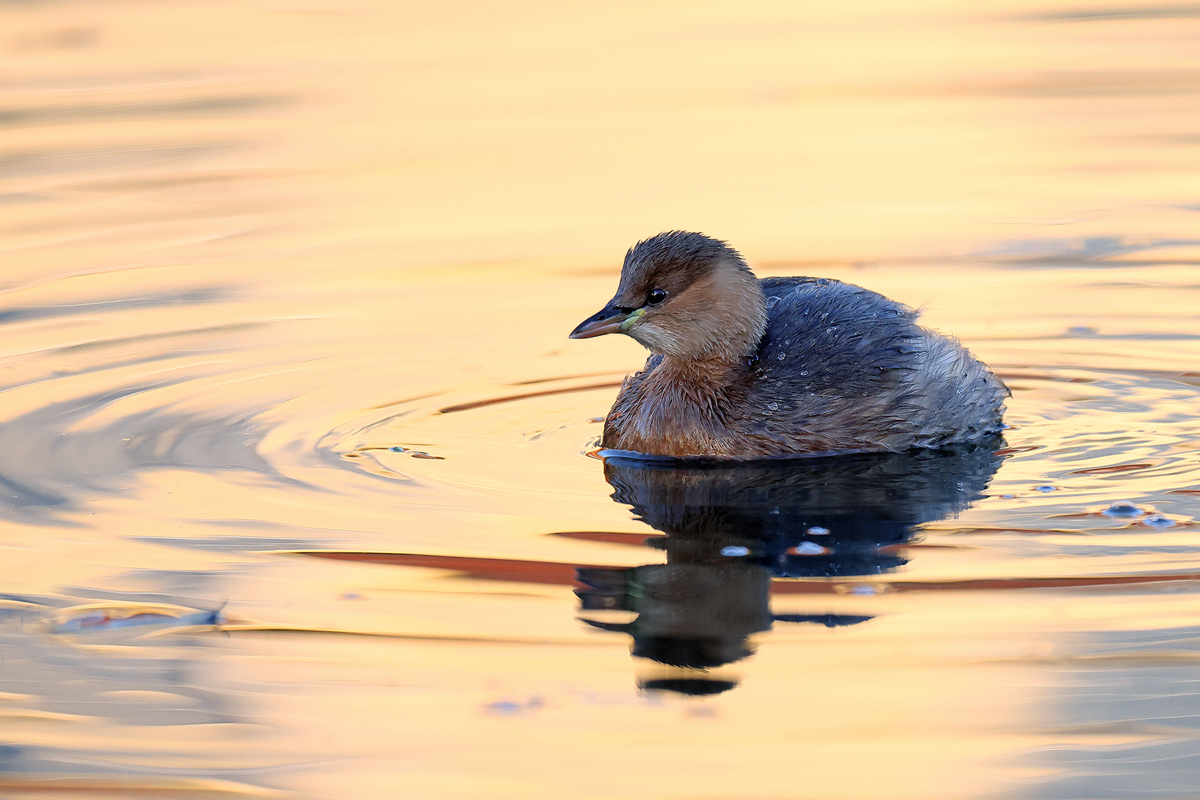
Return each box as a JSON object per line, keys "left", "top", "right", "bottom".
{"left": 748, "top": 277, "right": 1004, "bottom": 451}
{"left": 755, "top": 277, "right": 922, "bottom": 396}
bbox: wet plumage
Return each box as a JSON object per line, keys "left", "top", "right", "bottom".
{"left": 570, "top": 231, "right": 1007, "bottom": 458}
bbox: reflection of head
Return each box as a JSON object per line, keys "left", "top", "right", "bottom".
{"left": 580, "top": 445, "right": 1004, "bottom": 694}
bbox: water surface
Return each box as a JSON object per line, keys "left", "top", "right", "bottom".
{"left": 2, "top": 0, "right": 1200, "bottom": 797}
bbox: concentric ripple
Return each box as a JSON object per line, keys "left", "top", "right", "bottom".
{"left": 330, "top": 365, "right": 1200, "bottom": 512}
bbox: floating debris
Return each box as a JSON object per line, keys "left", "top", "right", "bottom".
{"left": 388, "top": 446, "right": 444, "bottom": 460}
{"left": 52, "top": 603, "right": 223, "bottom": 635}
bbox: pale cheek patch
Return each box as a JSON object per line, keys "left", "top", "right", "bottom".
{"left": 629, "top": 320, "right": 686, "bottom": 355}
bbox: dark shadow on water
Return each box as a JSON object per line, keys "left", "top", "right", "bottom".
{"left": 981, "top": 235, "right": 1200, "bottom": 266}
{"left": 1012, "top": 3, "right": 1200, "bottom": 22}
{"left": 0, "top": 143, "right": 239, "bottom": 180}
{"left": 0, "top": 287, "right": 236, "bottom": 326}
{"left": 577, "top": 444, "right": 1004, "bottom": 695}
{"left": 0, "top": 94, "right": 292, "bottom": 130}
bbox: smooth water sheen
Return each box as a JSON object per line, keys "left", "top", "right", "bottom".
{"left": 3, "top": 0, "right": 1200, "bottom": 797}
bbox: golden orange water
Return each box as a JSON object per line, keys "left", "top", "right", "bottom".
{"left": 2, "top": 0, "right": 1200, "bottom": 797}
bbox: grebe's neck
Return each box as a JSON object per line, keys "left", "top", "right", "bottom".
{"left": 654, "top": 354, "right": 744, "bottom": 388}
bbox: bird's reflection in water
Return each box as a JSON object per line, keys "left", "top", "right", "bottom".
{"left": 576, "top": 443, "right": 1004, "bottom": 695}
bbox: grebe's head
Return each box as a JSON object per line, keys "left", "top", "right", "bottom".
{"left": 569, "top": 231, "right": 767, "bottom": 362}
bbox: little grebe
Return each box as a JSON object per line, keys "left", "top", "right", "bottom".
{"left": 570, "top": 231, "right": 1007, "bottom": 458}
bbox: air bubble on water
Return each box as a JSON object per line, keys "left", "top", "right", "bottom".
{"left": 1142, "top": 514, "right": 1177, "bottom": 528}
{"left": 1102, "top": 500, "right": 1143, "bottom": 517}
{"left": 800, "top": 370, "right": 808, "bottom": 376}
{"left": 1034, "top": 485, "right": 1056, "bottom": 493}
{"left": 767, "top": 402, "right": 779, "bottom": 411}
{"left": 806, "top": 526, "right": 830, "bottom": 536}
{"left": 389, "top": 446, "right": 406, "bottom": 452}
{"left": 766, "top": 296, "right": 779, "bottom": 308}
{"left": 721, "top": 545, "right": 751, "bottom": 557}
{"left": 791, "top": 542, "right": 828, "bottom": 555}
{"left": 777, "top": 352, "right": 787, "bottom": 361}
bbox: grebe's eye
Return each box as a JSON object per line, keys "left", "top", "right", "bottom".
{"left": 646, "top": 288, "right": 668, "bottom": 305}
